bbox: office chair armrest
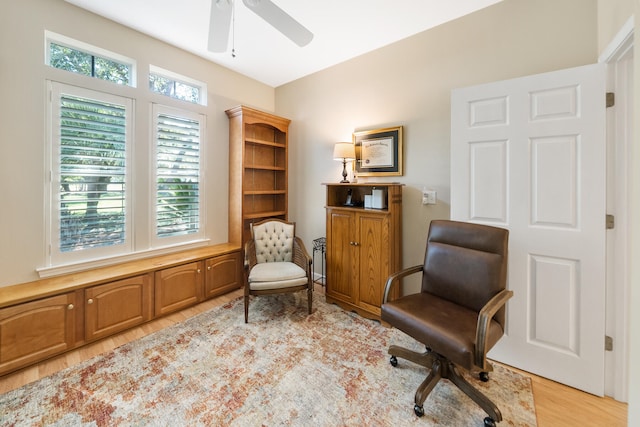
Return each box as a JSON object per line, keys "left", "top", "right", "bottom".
{"left": 383, "top": 265, "right": 423, "bottom": 303}
{"left": 244, "top": 239, "right": 257, "bottom": 271}
{"left": 475, "top": 289, "right": 514, "bottom": 369}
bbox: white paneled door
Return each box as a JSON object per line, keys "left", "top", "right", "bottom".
{"left": 451, "top": 64, "right": 606, "bottom": 395}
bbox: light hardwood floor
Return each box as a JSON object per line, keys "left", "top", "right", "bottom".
{"left": 0, "top": 285, "right": 627, "bottom": 426}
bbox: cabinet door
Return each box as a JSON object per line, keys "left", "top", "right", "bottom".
{"left": 204, "top": 251, "right": 242, "bottom": 299}
{"left": 85, "top": 274, "right": 152, "bottom": 342}
{"left": 357, "top": 212, "right": 389, "bottom": 315}
{"left": 154, "top": 261, "right": 203, "bottom": 316}
{"left": 326, "top": 209, "right": 357, "bottom": 303}
{"left": 0, "top": 293, "right": 76, "bottom": 375}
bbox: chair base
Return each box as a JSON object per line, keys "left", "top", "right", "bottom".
{"left": 388, "top": 345, "right": 502, "bottom": 423}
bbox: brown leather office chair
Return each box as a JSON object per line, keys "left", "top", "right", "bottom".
{"left": 244, "top": 219, "right": 313, "bottom": 323}
{"left": 381, "top": 220, "right": 512, "bottom": 426}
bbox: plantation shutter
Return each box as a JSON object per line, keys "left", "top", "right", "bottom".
{"left": 58, "top": 94, "right": 127, "bottom": 252}
{"left": 155, "top": 110, "right": 201, "bottom": 238}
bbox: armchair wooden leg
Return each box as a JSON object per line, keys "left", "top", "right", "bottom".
{"left": 307, "top": 287, "right": 313, "bottom": 314}
{"left": 446, "top": 362, "right": 502, "bottom": 423}
{"left": 244, "top": 295, "right": 249, "bottom": 323}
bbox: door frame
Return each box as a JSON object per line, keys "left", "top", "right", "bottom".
{"left": 600, "top": 16, "right": 634, "bottom": 402}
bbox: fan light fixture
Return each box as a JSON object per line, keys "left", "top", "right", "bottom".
{"left": 333, "top": 143, "right": 356, "bottom": 183}
{"left": 208, "top": 0, "right": 314, "bottom": 54}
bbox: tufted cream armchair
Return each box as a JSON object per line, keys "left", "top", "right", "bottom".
{"left": 244, "top": 219, "right": 313, "bottom": 323}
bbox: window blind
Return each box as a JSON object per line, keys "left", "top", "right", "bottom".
{"left": 58, "top": 94, "right": 127, "bottom": 252}
{"left": 155, "top": 113, "right": 201, "bottom": 238}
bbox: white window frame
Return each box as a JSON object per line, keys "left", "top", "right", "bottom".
{"left": 45, "top": 31, "right": 137, "bottom": 87}
{"left": 150, "top": 104, "right": 206, "bottom": 249}
{"left": 149, "top": 65, "right": 207, "bottom": 106}
{"left": 46, "top": 81, "right": 134, "bottom": 267}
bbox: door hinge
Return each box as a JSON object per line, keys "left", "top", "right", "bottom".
{"left": 606, "top": 92, "right": 615, "bottom": 108}
{"left": 605, "top": 335, "right": 613, "bottom": 351}
{"left": 606, "top": 214, "right": 615, "bottom": 229}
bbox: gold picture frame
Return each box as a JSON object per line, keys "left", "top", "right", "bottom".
{"left": 353, "top": 126, "right": 403, "bottom": 177}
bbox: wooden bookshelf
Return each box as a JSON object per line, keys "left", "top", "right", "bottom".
{"left": 226, "top": 106, "right": 290, "bottom": 247}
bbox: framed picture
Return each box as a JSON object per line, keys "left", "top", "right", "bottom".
{"left": 353, "top": 126, "right": 403, "bottom": 177}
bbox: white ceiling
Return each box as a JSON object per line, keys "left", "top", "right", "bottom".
{"left": 64, "top": 0, "right": 502, "bottom": 88}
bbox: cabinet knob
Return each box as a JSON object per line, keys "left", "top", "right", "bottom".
{"left": 67, "top": 304, "right": 74, "bottom": 310}
{"left": 350, "top": 241, "right": 359, "bottom": 246}
{"left": 207, "top": 266, "right": 211, "bottom": 271}
{"left": 197, "top": 269, "right": 201, "bottom": 274}
{"left": 87, "top": 298, "right": 94, "bottom": 305}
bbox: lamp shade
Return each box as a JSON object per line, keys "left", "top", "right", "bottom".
{"left": 333, "top": 143, "right": 355, "bottom": 161}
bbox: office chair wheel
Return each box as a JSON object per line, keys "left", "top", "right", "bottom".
{"left": 483, "top": 417, "right": 496, "bottom": 426}
{"left": 414, "top": 404, "right": 425, "bottom": 417}
{"left": 479, "top": 371, "right": 490, "bottom": 382}
{"left": 389, "top": 355, "right": 398, "bottom": 367}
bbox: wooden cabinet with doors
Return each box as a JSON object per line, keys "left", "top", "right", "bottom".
{"left": 154, "top": 261, "right": 204, "bottom": 317}
{"left": 154, "top": 253, "right": 242, "bottom": 315}
{"left": 324, "top": 183, "right": 403, "bottom": 320}
{"left": 226, "top": 105, "right": 290, "bottom": 247}
{"left": 0, "top": 292, "right": 78, "bottom": 375}
{"left": 0, "top": 245, "right": 242, "bottom": 377}
{"left": 84, "top": 274, "right": 153, "bottom": 342}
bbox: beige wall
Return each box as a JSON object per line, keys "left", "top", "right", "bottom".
{"left": 598, "top": 0, "right": 635, "bottom": 52}
{"left": 0, "top": 0, "right": 275, "bottom": 287}
{"left": 276, "top": 0, "right": 598, "bottom": 293}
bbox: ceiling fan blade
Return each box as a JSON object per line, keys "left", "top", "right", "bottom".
{"left": 208, "top": 0, "right": 233, "bottom": 52}
{"left": 242, "top": 0, "right": 313, "bottom": 47}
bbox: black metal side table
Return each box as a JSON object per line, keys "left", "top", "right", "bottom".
{"left": 312, "top": 237, "right": 326, "bottom": 287}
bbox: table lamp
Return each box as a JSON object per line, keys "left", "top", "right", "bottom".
{"left": 333, "top": 142, "right": 356, "bottom": 183}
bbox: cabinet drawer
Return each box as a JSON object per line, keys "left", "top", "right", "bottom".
{"left": 0, "top": 293, "right": 76, "bottom": 374}
{"left": 85, "top": 274, "right": 152, "bottom": 342}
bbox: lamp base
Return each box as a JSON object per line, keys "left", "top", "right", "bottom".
{"left": 340, "top": 160, "right": 349, "bottom": 183}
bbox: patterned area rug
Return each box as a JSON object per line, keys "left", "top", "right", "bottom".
{"left": 0, "top": 294, "right": 536, "bottom": 426}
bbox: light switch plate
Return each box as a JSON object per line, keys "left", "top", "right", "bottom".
{"left": 422, "top": 190, "right": 437, "bottom": 205}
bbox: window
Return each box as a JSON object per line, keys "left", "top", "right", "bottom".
{"left": 152, "top": 105, "right": 205, "bottom": 246}
{"left": 46, "top": 31, "right": 135, "bottom": 86}
{"left": 43, "top": 34, "right": 209, "bottom": 272}
{"left": 149, "top": 65, "right": 207, "bottom": 105}
{"left": 49, "top": 82, "right": 133, "bottom": 264}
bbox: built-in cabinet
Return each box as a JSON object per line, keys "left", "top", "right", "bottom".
{"left": 204, "top": 252, "right": 243, "bottom": 299}
{"left": 0, "top": 293, "right": 77, "bottom": 375}
{"left": 0, "top": 245, "right": 241, "bottom": 376}
{"left": 226, "top": 105, "right": 290, "bottom": 247}
{"left": 85, "top": 274, "right": 153, "bottom": 342}
{"left": 155, "top": 261, "right": 204, "bottom": 317}
{"left": 324, "top": 183, "right": 403, "bottom": 320}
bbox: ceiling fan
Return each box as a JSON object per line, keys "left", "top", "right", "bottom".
{"left": 208, "top": 0, "right": 314, "bottom": 53}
